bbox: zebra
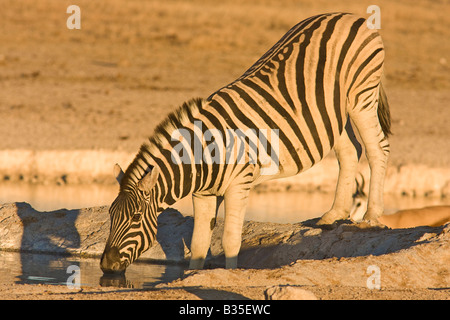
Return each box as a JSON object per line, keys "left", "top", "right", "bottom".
{"left": 100, "top": 12, "right": 391, "bottom": 273}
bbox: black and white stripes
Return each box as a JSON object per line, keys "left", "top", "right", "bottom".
{"left": 101, "top": 12, "right": 391, "bottom": 273}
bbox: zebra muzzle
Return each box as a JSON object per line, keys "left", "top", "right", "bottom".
{"left": 100, "top": 246, "right": 126, "bottom": 274}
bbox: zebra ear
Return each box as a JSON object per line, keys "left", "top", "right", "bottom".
{"left": 137, "top": 166, "right": 159, "bottom": 193}
{"left": 114, "top": 164, "right": 124, "bottom": 184}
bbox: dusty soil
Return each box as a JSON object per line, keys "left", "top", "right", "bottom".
{"left": 0, "top": 0, "right": 449, "bottom": 300}
{"left": 0, "top": 0, "right": 449, "bottom": 166}
{"left": 0, "top": 282, "right": 447, "bottom": 300}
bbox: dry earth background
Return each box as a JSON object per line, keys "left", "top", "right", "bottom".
{"left": 0, "top": 0, "right": 449, "bottom": 300}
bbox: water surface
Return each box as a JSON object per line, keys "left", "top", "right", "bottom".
{"left": 1, "top": 182, "right": 447, "bottom": 223}
{"left": 0, "top": 251, "right": 184, "bottom": 289}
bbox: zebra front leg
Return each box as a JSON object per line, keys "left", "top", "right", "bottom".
{"left": 222, "top": 185, "right": 250, "bottom": 269}
{"left": 318, "top": 120, "right": 361, "bottom": 225}
{"left": 189, "top": 193, "right": 218, "bottom": 269}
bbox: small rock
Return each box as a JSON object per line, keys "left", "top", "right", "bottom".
{"left": 416, "top": 232, "right": 437, "bottom": 243}
{"left": 304, "top": 228, "right": 322, "bottom": 237}
{"left": 264, "top": 286, "right": 317, "bottom": 300}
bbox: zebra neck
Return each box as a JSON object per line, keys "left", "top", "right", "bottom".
{"left": 142, "top": 98, "right": 207, "bottom": 206}
{"left": 149, "top": 147, "right": 198, "bottom": 208}
{"left": 119, "top": 144, "right": 186, "bottom": 212}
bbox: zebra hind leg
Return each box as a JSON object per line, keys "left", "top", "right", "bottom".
{"left": 317, "top": 119, "right": 361, "bottom": 225}
{"left": 349, "top": 92, "right": 390, "bottom": 223}
{"left": 189, "top": 193, "right": 218, "bottom": 269}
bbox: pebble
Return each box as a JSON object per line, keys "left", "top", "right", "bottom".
{"left": 264, "top": 286, "right": 317, "bottom": 300}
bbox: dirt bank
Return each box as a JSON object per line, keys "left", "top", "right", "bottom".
{"left": 0, "top": 202, "right": 448, "bottom": 300}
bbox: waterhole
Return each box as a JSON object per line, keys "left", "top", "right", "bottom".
{"left": 0, "top": 182, "right": 448, "bottom": 289}
{"left": 0, "top": 251, "right": 184, "bottom": 289}
{"left": 1, "top": 182, "right": 447, "bottom": 223}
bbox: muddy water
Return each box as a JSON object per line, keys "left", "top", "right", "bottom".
{"left": 0, "top": 251, "right": 184, "bottom": 289}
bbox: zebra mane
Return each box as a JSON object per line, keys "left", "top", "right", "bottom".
{"left": 119, "top": 97, "right": 205, "bottom": 192}
{"left": 149, "top": 97, "right": 204, "bottom": 149}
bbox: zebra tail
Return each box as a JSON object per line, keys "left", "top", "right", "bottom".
{"left": 377, "top": 82, "right": 392, "bottom": 137}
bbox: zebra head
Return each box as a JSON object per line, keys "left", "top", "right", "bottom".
{"left": 100, "top": 163, "right": 160, "bottom": 274}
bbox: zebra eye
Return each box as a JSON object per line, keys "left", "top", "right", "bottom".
{"left": 132, "top": 213, "right": 142, "bottom": 222}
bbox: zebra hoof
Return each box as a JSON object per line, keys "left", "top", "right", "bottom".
{"left": 316, "top": 217, "right": 336, "bottom": 226}
{"left": 317, "top": 209, "right": 348, "bottom": 226}
{"left": 189, "top": 258, "right": 206, "bottom": 270}
{"left": 356, "top": 218, "right": 388, "bottom": 229}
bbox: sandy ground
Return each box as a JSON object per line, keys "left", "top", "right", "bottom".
{"left": 0, "top": 0, "right": 449, "bottom": 166}
{"left": 0, "top": 0, "right": 449, "bottom": 300}
{"left": 0, "top": 283, "right": 447, "bottom": 300}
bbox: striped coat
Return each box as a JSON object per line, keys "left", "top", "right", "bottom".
{"left": 101, "top": 13, "right": 391, "bottom": 273}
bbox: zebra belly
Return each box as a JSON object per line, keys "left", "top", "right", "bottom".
{"left": 251, "top": 140, "right": 334, "bottom": 188}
